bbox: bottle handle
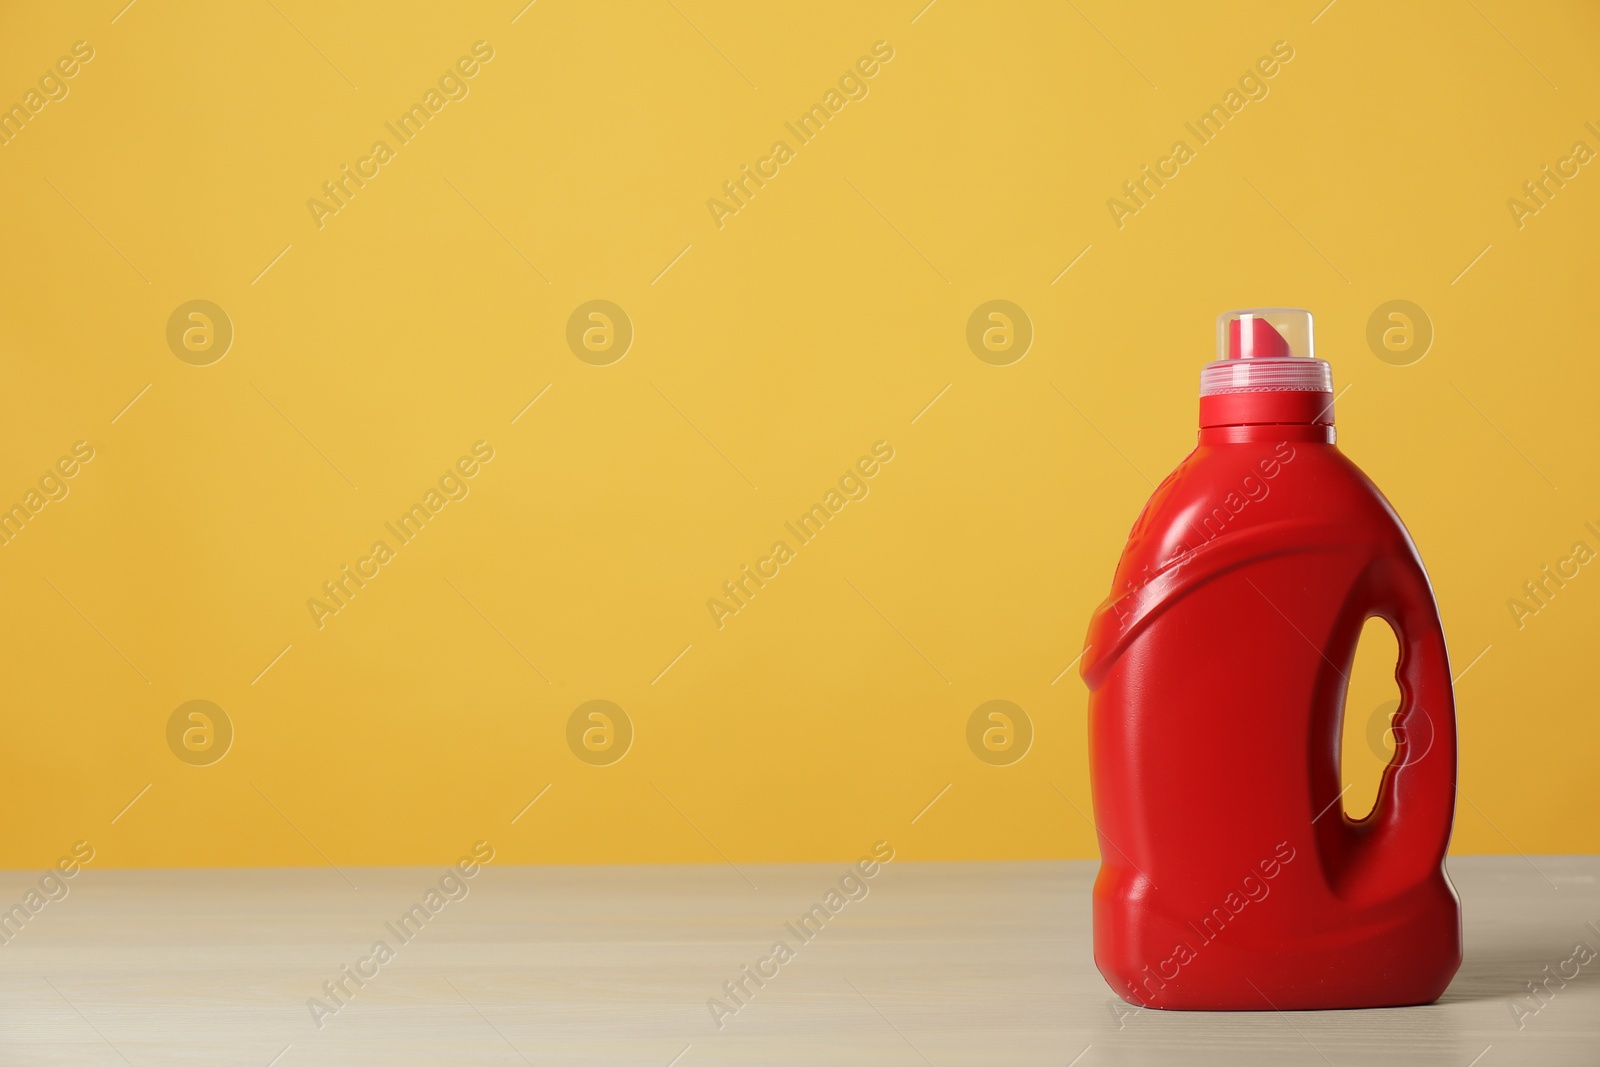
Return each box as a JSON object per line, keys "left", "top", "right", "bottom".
{"left": 1336, "top": 560, "right": 1457, "bottom": 904}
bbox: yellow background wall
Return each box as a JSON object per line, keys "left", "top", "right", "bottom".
{"left": 1, "top": 1, "right": 1595, "bottom": 869}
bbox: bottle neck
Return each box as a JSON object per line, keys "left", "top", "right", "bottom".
{"left": 1199, "top": 423, "right": 1335, "bottom": 445}
{"left": 1197, "top": 353, "right": 1335, "bottom": 445}
{"left": 1197, "top": 386, "right": 1336, "bottom": 445}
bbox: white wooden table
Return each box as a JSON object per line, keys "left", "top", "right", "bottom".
{"left": 0, "top": 856, "right": 1593, "bottom": 1065}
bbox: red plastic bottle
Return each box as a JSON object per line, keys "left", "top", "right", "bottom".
{"left": 1079, "top": 309, "right": 1461, "bottom": 1010}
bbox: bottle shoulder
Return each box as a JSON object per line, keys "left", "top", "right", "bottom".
{"left": 1081, "top": 442, "right": 1426, "bottom": 690}
{"left": 1118, "top": 441, "right": 1407, "bottom": 585}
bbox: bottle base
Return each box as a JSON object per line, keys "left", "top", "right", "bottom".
{"left": 1096, "top": 877, "right": 1463, "bottom": 1012}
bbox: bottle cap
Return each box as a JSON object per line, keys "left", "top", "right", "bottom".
{"left": 1199, "top": 308, "right": 1336, "bottom": 436}
{"left": 1219, "top": 309, "right": 1312, "bottom": 360}
{"left": 1202, "top": 308, "right": 1330, "bottom": 398}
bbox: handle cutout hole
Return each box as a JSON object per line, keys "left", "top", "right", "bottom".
{"left": 1340, "top": 616, "right": 1402, "bottom": 821}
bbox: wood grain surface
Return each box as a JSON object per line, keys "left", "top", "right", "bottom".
{"left": 0, "top": 856, "right": 1594, "bottom": 1065}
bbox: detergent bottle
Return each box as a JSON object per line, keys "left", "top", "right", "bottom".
{"left": 1079, "top": 308, "right": 1461, "bottom": 1010}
